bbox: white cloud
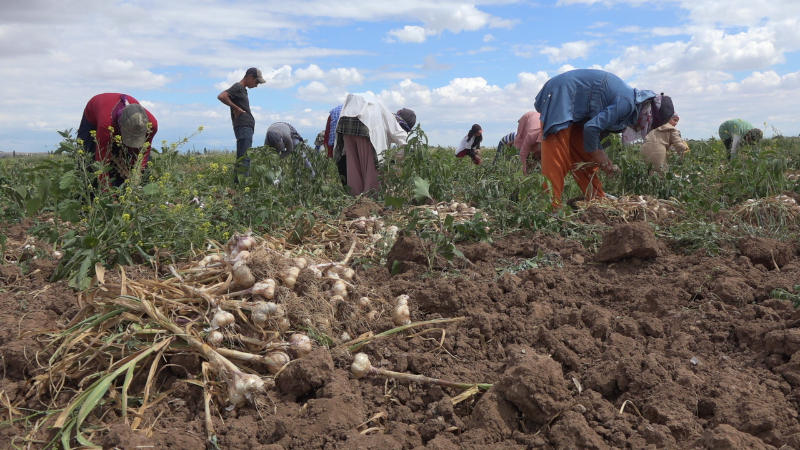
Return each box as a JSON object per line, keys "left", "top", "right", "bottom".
{"left": 540, "top": 40, "right": 595, "bottom": 63}
{"left": 483, "top": 34, "right": 496, "bottom": 42}
{"left": 558, "top": 64, "right": 576, "bottom": 73}
{"left": 467, "top": 46, "right": 497, "bottom": 55}
{"left": 325, "top": 67, "right": 365, "bottom": 86}
{"left": 297, "top": 81, "right": 329, "bottom": 97}
{"left": 260, "top": 65, "right": 297, "bottom": 88}
{"left": 295, "top": 64, "right": 325, "bottom": 80}
{"left": 90, "top": 59, "right": 169, "bottom": 89}
{"left": 387, "top": 25, "right": 430, "bottom": 43}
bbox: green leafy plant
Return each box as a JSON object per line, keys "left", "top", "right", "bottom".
{"left": 771, "top": 286, "right": 800, "bottom": 308}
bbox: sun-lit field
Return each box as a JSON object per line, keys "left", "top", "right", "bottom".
{"left": 2, "top": 128, "right": 797, "bottom": 289}
{"left": 1, "top": 128, "right": 800, "bottom": 450}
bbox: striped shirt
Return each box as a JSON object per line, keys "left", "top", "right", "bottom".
{"left": 327, "top": 105, "right": 343, "bottom": 146}
{"left": 500, "top": 132, "right": 516, "bottom": 145}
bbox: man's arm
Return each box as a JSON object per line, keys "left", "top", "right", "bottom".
{"left": 217, "top": 90, "right": 244, "bottom": 118}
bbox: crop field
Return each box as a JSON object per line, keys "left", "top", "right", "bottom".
{"left": 1, "top": 128, "right": 800, "bottom": 449}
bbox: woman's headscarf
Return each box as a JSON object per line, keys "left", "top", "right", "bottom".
{"left": 622, "top": 96, "right": 656, "bottom": 144}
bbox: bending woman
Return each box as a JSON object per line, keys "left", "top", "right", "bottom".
{"left": 455, "top": 124, "right": 483, "bottom": 165}
{"left": 640, "top": 114, "right": 687, "bottom": 173}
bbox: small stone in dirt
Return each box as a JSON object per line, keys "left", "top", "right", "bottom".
{"left": 386, "top": 233, "right": 429, "bottom": 270}
{"left": 341, "top": 198, "right": 382, "bottom": 219}
{"left": 275, "top": 348, "right": 333, "bottom": 397}
{"left": 492, "top": 346, "right": 572, "bottom": 426}
{"left": 595, "top": 222, "right": 660, "bottom": 262}
{"left": 103, "top": 423, "right": 155, "bottom": 449}
{"left": 738, "top": 236, "right": 794, "bottom": 270}
{"left": 694, "top": 424, "right": 777, "bottom": 450}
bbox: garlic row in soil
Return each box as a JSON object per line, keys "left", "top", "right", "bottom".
{"left": 193, "top": 230, "right": 415, "bottom": 405}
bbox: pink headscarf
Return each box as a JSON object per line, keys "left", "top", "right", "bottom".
{"left": 111, "top": 94, "right": 130, "bottom": 129}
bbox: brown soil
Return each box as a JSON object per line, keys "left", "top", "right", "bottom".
{"left": 2, "top": 218, "right": 800, "bottom": 450}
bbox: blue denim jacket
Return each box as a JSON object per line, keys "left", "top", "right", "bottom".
{"left": 534, "top": 69, "right": 655, "bottom": 152}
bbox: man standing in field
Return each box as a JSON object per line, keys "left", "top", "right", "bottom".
{"left": 217, "top": 68, "right": 266, "bottom": 182}
{"left": 77, "top": 93, "right": 158, "bottom": 187}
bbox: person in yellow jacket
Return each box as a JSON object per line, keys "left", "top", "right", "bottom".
{"left": 640, "top": 114, "right": 688, "bottom": 173}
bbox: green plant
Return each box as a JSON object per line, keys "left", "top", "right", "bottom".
{"left": 771, "top": 286, "right": 800, "bottom": 307}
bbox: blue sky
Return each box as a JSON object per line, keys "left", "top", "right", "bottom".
{"left": 1, "top": 0, "right": 799, "bottom": 154}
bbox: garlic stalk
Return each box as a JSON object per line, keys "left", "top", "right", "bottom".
{"left": 350, "top": 353, "right": 492, "bottom": 390}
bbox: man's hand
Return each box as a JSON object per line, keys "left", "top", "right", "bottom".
{"left": 590, "top": 149, "right": 615, "bottom": 175}
{"left": 233, "top": 108, "right": 244, "bottom": 118}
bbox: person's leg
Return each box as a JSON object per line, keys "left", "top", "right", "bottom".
{"left": 730, "top": 134, "right": 742, "bottom": 158}
{"left": 492, "top": 141, "right": 503, "bottom": 165}
{"left": 566, "top": 125, "right": 605, "bottom": 200}
{"left": 336, "top": 155, "right": 348, "bottom": 187}
{"left": 233, "top": 126, "right": 253, "bottom": 182}
{"left": 354, "top": 136, "right": 379, "bottom": 196}
{"left": 456, "top": 148, "right": 480, "bottom": 164}
{"left": 540, "top": 126, "right": 574, "bottom": 209}
{"left": 344, "top": 134, "right": 365, "bottom": 196}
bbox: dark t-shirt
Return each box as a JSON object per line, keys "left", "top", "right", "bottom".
{"left": 226, "top": 83, "right": 255, "bottom": 129}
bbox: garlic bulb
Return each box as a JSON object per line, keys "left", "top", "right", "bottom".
{"left": 292, "top": 257, "right": 308, "bottom": 269}
{"left": 330, "top": 280, "right": 347, "bottom": 297}
{"left": 230, "top": 250, "right": 251, "bottom": 263}
{"left": 232, "top": 259, "right": 255, "bottom": 289}
{"left": 392, "top": 304, "right": 410, "bottom": 326}
{"left": 229, "top": 372, "right": 265, "bottom": 406}
{"left": 237, "top": 235, "right": 256, "bottom": 252}
{"left": 357, "top": 297, "right": 371, "bottom": 310}
{"left": 253, "top": 301, "right": 281, "bottom": 316}
{"left": 325, "top": 269, "right": 340, "bottom": 279}
{"left": 198, "top": 254, "right": 222, "bottom": 268}
{"left": 276, "top": 316, "right": 291, "bottom": 332}
{"left": 329, "top": 294, "right": 345, "bottom": 303}
{"left": 252, "top": 301, "right": 283, "bottom": 327}
{"left": 288, "top": 333, "right": 313, "bottom": 358}
{"left": 341, "top": 268, "right": 355, "bottom": 281}
{"left": 251, "top": 311, "right": 268, "bottom": 327}
{"left": 341, "top": 331, "right": 351, "bottom": 342}
{"left": 211, "top": 309, "right": 235, "bottom": 329}
{"left": 252, "top": 279, "right": 276, "bottom": 299}
{"left": 310, "top": 267, "right": 323, "bottom": 278}
{"left": 280, "top": 267, "right": 300, "bottom": 288}
{"left": 207, "top": 330, "right": 224, "bottom": 346}
{"left": 266, "top": 351, "right": 291, "bottom": 374}
{"left": 351, "top": 353, "right": 372, "bottom": 379}
{"left": 395, "top": 294, "right": 409, "bottom": 307}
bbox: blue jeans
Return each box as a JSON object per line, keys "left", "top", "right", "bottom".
{"left": 234, "top": 126, "right": 254, "bottom": 181}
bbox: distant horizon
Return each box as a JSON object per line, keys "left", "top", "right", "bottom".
{"left": 2, "top": 1, "right": 799, "bottom": 154}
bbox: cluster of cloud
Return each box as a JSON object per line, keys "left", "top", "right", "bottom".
{"left": 2, "top": 0, "right": 800, "bottom": 153}
{"left": 214, "top": 65, "right": 365, "bottom": 91}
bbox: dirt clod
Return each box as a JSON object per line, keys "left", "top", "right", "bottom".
{"left": 595, "top": 221, "right": 661, "bottom": 262}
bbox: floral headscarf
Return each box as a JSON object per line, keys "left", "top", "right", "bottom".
{"left": 622, "top": 95, "right": 660, "bottom": 144}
